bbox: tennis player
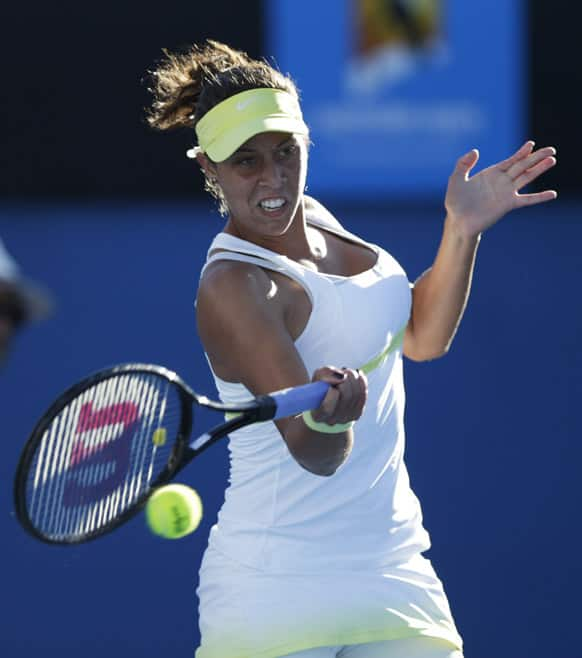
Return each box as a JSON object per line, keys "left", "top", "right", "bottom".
{"left": 146, "top": 41, "right": 557, "bottom": 658}
{"left": 0, "top": 238, "right": 52, "bottom": 364}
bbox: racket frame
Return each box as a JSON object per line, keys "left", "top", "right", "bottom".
{"left": 13, "top": 363, "right": 274, "bottom": 545}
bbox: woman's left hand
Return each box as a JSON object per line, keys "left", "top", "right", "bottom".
{"left": 444, "top": 141, "right": 557, "bottom": 238}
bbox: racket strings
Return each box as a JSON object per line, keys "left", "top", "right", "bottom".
{"left": 24, "top": 373, "right": 183, "bottom": 541}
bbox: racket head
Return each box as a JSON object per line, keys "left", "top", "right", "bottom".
{"left": 14, "top": 364, "right": 192, "bottom": 545}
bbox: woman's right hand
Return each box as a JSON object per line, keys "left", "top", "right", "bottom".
{"left": 310, "top": 366, "right": 368, "bottom": 426}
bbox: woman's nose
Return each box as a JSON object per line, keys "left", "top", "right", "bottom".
{"left": 259, "top": 160, "right": 287, "bottom": 187}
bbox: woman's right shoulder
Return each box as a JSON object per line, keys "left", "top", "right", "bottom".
{"left": 198, "top": 257, "right": 272, "bottom": 304}
{"left": 197, "top": 259, "right": 278, "bottom": 336}
{"left": 196, "top": 254, "right": 293, "bottom": 383}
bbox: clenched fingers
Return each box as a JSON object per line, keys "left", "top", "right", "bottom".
{"left": 311, "top": 366, "right": 368, "bottom": 425}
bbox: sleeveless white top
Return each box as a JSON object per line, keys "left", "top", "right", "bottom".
{"left": 200, "top": 211, "right": 431, "bottom": 573}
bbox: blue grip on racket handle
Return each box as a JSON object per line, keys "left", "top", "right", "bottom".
{"left": 271, "top": 381, "right": 330, "bottom": 420}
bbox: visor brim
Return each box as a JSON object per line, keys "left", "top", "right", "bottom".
{"left": 205, "top": 116, "right": 309, "bottom": 163}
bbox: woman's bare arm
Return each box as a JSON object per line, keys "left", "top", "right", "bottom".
{"left": 404, "top": 141, "right": 557, "bottom": 361}
{"left": 197, "top": 259, "right": 367, "bottom": 475}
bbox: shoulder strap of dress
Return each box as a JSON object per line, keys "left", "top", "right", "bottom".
{"left": 304, "top": 196, "right": 373, "bottom": 249}
{"left": 204, "top": 232, "right": 292, "bottom": 271}
{"left": 201, "top": 232, "right": 318, "bottom": 303}
{"left": 203, "top": 247, "right": 288, "bottom": 275}
{"left": 304, "top": 195, "right": 344, "bottom": 231}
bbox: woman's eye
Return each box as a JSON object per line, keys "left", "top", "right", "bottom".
{"left": 279, "top": 144, "right": 297, "bottom": 158}
{"left": 235, "top": 157, "right": 255, "bottom": 167}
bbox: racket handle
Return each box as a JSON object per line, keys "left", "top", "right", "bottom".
{"left": 270, "top": 381, "right": 330, "bottom": 420}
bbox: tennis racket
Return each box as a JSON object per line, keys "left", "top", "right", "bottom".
{"left": 14, "top": 363, "right": 329, "bottom": 545}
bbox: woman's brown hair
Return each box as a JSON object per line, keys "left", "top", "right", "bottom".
{"left": 146, "top": 40, "right": 301, "bottom": 212}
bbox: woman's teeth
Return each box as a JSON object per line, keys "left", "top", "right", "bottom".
{"left": 259, "top": 198, "right": 286, "bottom": 211}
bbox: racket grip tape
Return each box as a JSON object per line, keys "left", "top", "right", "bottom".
{"left": 268, "top": 381, "right": 329, "bottom": 420}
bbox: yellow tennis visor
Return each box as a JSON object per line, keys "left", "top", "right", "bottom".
{"left": 192, "top": 88, "right": 309, "bottom": 163}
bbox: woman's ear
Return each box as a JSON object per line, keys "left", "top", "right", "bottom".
{"left": 196, "top": 153, "right": 218, "bottom": 181}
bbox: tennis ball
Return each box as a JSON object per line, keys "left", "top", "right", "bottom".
{"left": 152, "top": 427, "right": 167, "bottom": 447}
{"left": 145, "top": 484, "right": 203, "bottom": 539}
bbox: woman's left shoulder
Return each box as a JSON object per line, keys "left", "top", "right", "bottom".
{"left": 304, "top": 195, "right": 344, "bottom": 231}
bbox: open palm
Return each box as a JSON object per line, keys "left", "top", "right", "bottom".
{"left": 445, "top": 141, "right": 557, "bottom": 238}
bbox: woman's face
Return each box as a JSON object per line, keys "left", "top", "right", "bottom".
{"left": 200, "top": 131, "right": 308, "bottom": 241}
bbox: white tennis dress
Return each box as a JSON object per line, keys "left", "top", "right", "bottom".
{"left": 195, "top": 206, "right": 463, "bottom": 658}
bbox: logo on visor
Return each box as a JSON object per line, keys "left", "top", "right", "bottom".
{"left": 236, "top": 99, "right": 254, "bottom": 111}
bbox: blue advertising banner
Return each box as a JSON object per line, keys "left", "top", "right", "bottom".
{"left": 266, "top": 0, "right": 524, "bottom": 198}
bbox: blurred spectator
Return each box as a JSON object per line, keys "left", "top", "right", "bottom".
{"left": 0, "top": 238, "right": 53, "bottom": 363}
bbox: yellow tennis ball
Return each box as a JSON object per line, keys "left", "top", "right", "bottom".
{"left": 145, "top": 484, "right": 203, "bottom": 539}
{"left": 152, "top": 427, "right": 167, "bottom": 447}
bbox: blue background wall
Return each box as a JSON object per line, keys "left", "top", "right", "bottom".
{"left": 1, "top": 200, "right": 580, "bottom": 657}
{"left": 267, "top": 0, "right": 524, "bottom": 197}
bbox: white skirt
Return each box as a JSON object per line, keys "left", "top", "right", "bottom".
{"left": 195, "top": 546, "right": 463, "bottom": 658}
